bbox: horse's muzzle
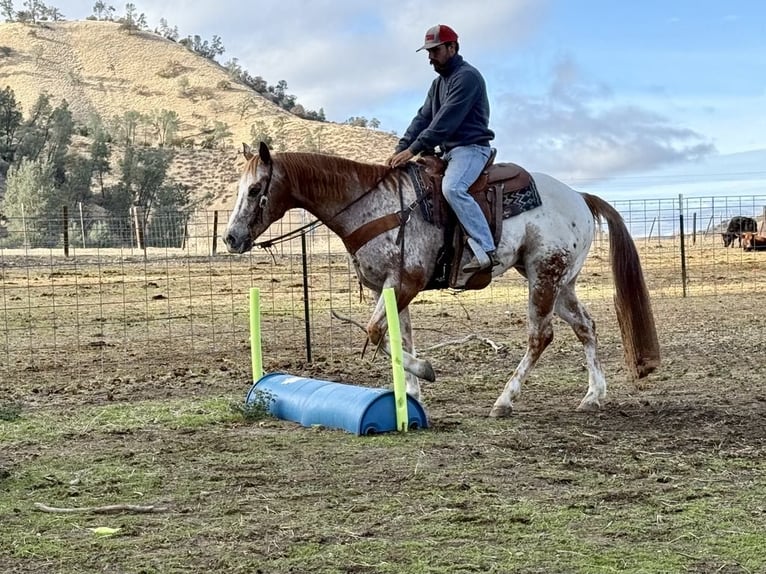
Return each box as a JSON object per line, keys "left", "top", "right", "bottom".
{"left": 224, "top": 232, "right": 253, "bottom": 254}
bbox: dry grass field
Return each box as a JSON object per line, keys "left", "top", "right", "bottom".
{"left": 1, "top": 227, "right": 766, "bottom": 573}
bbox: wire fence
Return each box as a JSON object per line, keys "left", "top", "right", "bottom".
{"left": 1, "top": 195, "right": 764, "bottom": 386}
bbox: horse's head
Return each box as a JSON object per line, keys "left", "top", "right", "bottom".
{"left": 225, "top": 142, "right": 292, "bottom": 254}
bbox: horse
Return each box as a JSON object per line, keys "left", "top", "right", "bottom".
{"left": 225, "top": 142, "right": 660, "bottom": 416}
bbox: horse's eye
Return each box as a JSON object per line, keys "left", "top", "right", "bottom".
{"left": 248, "top": 183, "right": 261, "bottom": 197}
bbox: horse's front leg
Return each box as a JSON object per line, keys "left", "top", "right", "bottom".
{"left": 367, "top": 292, "right": 435, "bottom": 393}
{"left": 396, "top": 306, "right": 423, "bottom": 400}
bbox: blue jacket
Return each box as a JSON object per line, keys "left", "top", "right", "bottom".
{"left": 396, "top": 54, "right": 495, "bottom": 155}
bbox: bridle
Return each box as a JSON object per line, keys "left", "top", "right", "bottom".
{"left": 247, "top": 159, "right": 274, "bottom": 229}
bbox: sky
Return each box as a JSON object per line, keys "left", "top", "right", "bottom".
{"left": 40, "top": 1, "right": 766, "bottom": 199}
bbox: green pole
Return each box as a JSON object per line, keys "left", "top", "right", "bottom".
{"left": 249, "top": 287, "right": 263, "bottom": 381}
{"left": 383, "top": 287, "right": 408, "bottom": 432}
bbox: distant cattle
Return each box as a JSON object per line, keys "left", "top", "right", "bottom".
{"left": 722, "top": 216, "right": 758, "bottom": 247}
{"left": 742, "top": 232, "right": 766, "bottom": 252}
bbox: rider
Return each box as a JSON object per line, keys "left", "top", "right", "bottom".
{"left": 388, "top": 24, "right": 498, "bottom": 273}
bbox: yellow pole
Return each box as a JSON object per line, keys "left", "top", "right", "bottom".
{"left": 249, "top": 287, "right": 263, "bottom": 381}
{"left": 383, "top": 287, "right": 408, "bottom": 432}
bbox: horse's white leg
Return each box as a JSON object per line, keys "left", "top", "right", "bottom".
{"left": 490, "top": 278, "right": 557, "bottom": 418}
{"left": 367, "top": 292, "right": 435, "bottom": 385}
{"left": 554, "top": 284, "right": 607, "bottom": 411}
{"left": 397, "top": 307, "right": 422, "bottom": 400}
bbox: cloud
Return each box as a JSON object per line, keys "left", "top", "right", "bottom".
{"left": 492, "top": 57, "right": 716, "bottom": 181}
{"left": 55, "top": 0, "right": 717, "bottom": 183}
{"left": 217, "top": 0, "right": 546, "bottom": 119}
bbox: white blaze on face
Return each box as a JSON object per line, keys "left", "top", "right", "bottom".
{"left": 226, "top": 169, "right": 256, "bottom": 245}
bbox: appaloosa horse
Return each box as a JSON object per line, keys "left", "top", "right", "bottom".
{"left": 225, "top": 143, "right": 660, "bottom": 416}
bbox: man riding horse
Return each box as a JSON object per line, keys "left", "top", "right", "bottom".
{"left": 388, "top": 24, "right": 499, "bottom": 273}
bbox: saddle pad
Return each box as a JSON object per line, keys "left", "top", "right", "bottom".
{"left": 408, "top": 164, "right": 542, "bottom": 225}
{"left": 502, "top": 175, "right": 541, "bottom": 219}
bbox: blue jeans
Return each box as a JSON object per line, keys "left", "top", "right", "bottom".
{"left": 442, "top": 144, "right": 495, "bottom": 254}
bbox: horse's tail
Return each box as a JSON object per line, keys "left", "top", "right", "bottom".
{"left": 582, "top": 193, "right": 660, "bottom": 379}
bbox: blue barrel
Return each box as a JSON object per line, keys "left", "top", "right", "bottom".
{"left": 245, "top": 372, "right": 428, "bottom": 435}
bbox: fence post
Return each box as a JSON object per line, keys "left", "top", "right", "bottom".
{"left": 704, "top": 215, "right": 714, "bottom": 236}
{"left": 692, "top": 212, "right": 697, "bottom": 245}
{"left": 21, "top": 203, "right": 28, "bottom": 248}
{"left": 648, "top": 217, "right": 656, "bottom": 242}
{"left": 78, "top": 201, "right": 86, "bottom": 247}
{"left": 211, "top": 210, "right": 219, "bottom": 256}
{"left": 678, "top": 194, "right": 687, "bottom": 298}
{"left": 132, "top": 206, "right": 146, "bottom": 258}
{"left": 62, "top": 206, "right": 69, "bottom": 257}
{"left": 301, "top": 231, "right": 312, "bottom": 364}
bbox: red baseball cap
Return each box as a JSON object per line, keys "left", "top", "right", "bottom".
{"left": 416, "top": 24, "right": 459, "bottom": 52}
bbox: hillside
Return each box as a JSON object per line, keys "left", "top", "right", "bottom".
{"left": 0, "top": 20, "right": 398, "bottom": 210}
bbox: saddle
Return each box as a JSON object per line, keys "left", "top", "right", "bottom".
{"left": 416, "top": 150, "right": 534, "bottom": 290}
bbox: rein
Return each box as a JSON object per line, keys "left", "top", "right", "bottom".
{"left": 253, "top": 218, "right": 323, "bottom": 249}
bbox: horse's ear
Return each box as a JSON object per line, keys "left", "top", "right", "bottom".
{"left": 258, "top": 141, "right": 272, "bottom": 165}
{"left": 242, "top": 143, "right": 254, "bottom": 161}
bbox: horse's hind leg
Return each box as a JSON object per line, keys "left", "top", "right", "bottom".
{"left": 490, "top": 275, "right": 557, "bottom": 418}
{"left": 554, "top": 283, "right": 607, "bottom": 411}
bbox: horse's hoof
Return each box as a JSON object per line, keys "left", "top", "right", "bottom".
{"left": 489, "top": 405, "right": 513, "bottom": 418}
{"left": 577, "top": 399, "right": 601, "bottom": 412}
{"left": 421, "top": 361, "right": 436, "bottom": 382}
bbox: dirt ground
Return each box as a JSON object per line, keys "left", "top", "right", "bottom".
{"left": 2, "top": 237, "right": 766, "bottom": 573}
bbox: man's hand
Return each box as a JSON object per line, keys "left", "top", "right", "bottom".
{"left": 388, "top": 149, "right": 414, "bottom": 168}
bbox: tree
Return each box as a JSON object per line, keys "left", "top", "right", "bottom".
{"left": 179, "top": 34, "right": 225, "bottom": 60}
{"left": 110, "top": 110, "right": 144, "bottom": 146}
{"left": 269, "top": 79, "right": 288, "bottom": 101}
{"left": 2, "top": 158, "right": 58, "bottom": 247}
{"left": 91, "top": 1, "right": 106, "bottom": 19}
{"left": 224, "top": 57, "right": 243, "bottom": 79}
{"left": 46, "top": 100, "right": 74, "bottom": 185}
{"left": 0, "top": 86, "right": 23, "bottom": 174}
{"left": 41, "top": 5, "right": 63, "bottom": 20}
{"left": 89, "top": 123, "right": 111, "bottom": 197}
{"left": 15, "top": 92, "right": 54, "bottom": 164}
{"left": 21, "top": 0, "right": 44, "bottom": 23}
{"left": 145, "top": 182, "right": 198, "bottom": 247}
{"left": 149, "top": 109, "right": 179, "bottom": 147}
{"left": 157, "top": 17, "right": 178, "bottom": 41}
{"left": 200, "top": 121, "right": 232, "bottom": 150}
{"left": 299, "top": 126, "right": 327, "bottom": 153}
{"left": 249, "top": 121, "right": 273, "bottom": 148}
{"left": 59, "top": 153, "right": 93, "bottom": 208}
{"left": 119, "top": 2, "right": 146, "bottom": 33}
{"left": 0, "top": 0, "right": 15, "bottom": 22}
{"left": 239, "top": 72, "right": 267, "bottom": 93}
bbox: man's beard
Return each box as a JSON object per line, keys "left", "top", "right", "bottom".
{"left": 430, "top": 60, "right": 447, "bottom": 74}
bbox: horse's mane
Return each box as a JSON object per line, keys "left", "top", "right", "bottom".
{"left": 247, "top": 152, "right": 391, "bottom": 202}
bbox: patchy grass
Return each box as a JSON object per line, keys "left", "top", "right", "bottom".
{"left": 2, "top": 382, "right": 766, "bottom": 573}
